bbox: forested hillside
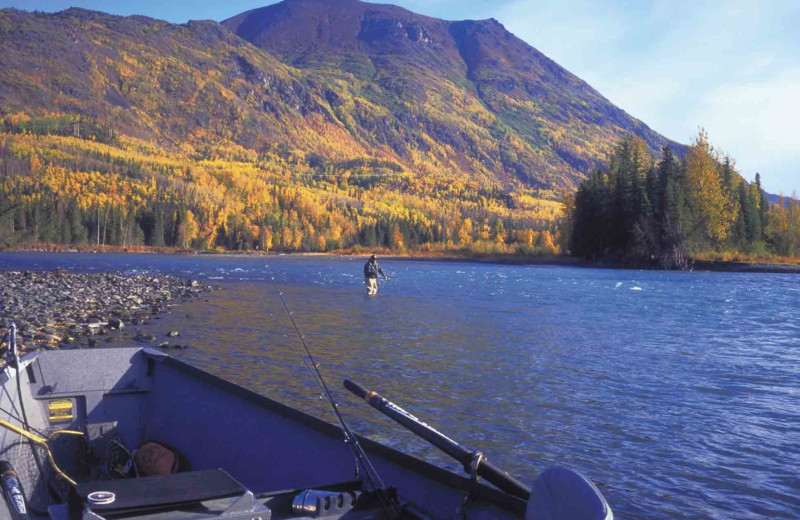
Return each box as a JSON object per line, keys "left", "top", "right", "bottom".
{"left": 0, "top": 2, "right": 682, "bottom": 253}
{"left": 0, "top": 131, "right": 563, "bottom": 253}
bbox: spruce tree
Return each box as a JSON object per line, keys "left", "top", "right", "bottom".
{"left": 152, "top": 208, "right": 166, "bottom": 247}
{"left": 68, "top": 202, "right": 88, "bottom": 244}
{"left": 659, "top": 147, "right": 688, "bottom": 268}
{"left": 735, "top": 183, "right": 750, "bottom": 247}
{"left": 755, "top": 173, "right": 768, "bottom": 238}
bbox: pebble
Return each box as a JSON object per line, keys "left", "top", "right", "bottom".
{"left": 108, "top": 318, "right": 125, "bottom": 330}
{"left": 0, "top": 270, "right": 210, "bottom": 359}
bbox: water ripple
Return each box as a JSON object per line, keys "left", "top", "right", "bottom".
{"left": 0, "top": 253, "right": 798, "bottom": 518}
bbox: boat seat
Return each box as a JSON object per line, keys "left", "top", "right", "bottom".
{"left": 68, "top": 469, "right": 248, "bottom": 517}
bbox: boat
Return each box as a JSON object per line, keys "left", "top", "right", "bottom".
{"left": 0, "top": 328, "right": 612, "bottom": 520}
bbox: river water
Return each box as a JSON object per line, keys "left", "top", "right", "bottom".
{"left": 1, "top": 252, "right": 798, "bottom": 519}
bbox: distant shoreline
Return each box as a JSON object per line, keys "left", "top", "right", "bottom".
{"left": 1, "top": 242, "right": 799, "bottom": 274}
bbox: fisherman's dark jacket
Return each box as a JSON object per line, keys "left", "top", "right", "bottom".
{"left": 364, "top": 261, "right": 383, "bottom": 279}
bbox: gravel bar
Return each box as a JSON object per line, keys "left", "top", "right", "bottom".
{"left": 0, "top": 269, "right": 210, "bottom": 359}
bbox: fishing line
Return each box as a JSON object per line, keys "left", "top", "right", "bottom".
{"left": 263, "top": 265, "right": 378, "bottom": 481}
{"left": 407, "top": 268, "right": 427, "bottom": 299}
{"left": 262, "top": 265, "right": 399, "bottom": 519}
{"left": 406, "top": 264, "right": 580, "bottom": 467}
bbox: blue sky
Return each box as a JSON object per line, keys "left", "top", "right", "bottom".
{"left": 3, "top": 0, "right": 799, "bottom": 195}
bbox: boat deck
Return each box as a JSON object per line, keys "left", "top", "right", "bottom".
{"left": 0, "top": 348, "right": 525, "bottom": 520}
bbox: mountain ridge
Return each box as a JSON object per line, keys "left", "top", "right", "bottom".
{"left": 221, "top": 0, "right": 680, "bottom": 185}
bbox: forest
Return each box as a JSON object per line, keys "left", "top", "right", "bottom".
{"left": 2, "top": 114, "right": 798, "bottom": 266}
{"left": 568, "top": 131, "right": 800, "bottom": 268}
{"left": 0, "top": 115, "right": 565, "bottom": 256}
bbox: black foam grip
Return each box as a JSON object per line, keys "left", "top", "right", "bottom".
{"left": 343, "top": 379, "right": 368, "bottom": 399}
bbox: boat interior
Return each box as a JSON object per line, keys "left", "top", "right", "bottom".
{"left": 0, "top": 348, "right": 530, "bottom": 520}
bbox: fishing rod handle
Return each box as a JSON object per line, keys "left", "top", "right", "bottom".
{"left": 345, "top": 379, "right": 469, "bottom": 459}
{"left": 0, "top": 461, "right": 29, "bottom": 520}
{"left": 344, "top": 379, "right": 369, "bottom": 400}
{"left": 343, "top": 379, "right": 531, "bottom": 500}
{"left": 474, "top": 458, "right": 531, "bottom": 500}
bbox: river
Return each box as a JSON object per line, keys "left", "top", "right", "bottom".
{"left": 0, "top": 252, "right": 797, "bottom": 519}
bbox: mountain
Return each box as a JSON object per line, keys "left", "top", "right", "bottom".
{"left": 1, "top": 1, "right": 680, "bottom": 190}
{"left": 222, "top": 0, "right": 679, "bottom": 187}
{"left": 0, "top": 2, "right": 683, "bottom": 252}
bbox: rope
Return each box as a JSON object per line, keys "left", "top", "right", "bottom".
{"left": 263, "top": 265, "right": 399, "bottom": 520}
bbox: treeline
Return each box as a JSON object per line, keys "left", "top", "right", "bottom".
{"left": 0, "top": 133, "right": 565, "bottom": 255}
{"left": 1, "top": 114, "right": 117, "bottom": 144}
{"left": 5, "top": 126, "right": 797, "bottom": 264}
{"left": 569, "top": 131, "right": 798, "bottom": 268}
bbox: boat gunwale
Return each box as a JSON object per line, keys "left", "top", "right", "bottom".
{"left": 149, "top": 350, "right": 527, "bottom": 515}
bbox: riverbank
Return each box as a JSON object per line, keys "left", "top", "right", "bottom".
{"left": 3, "top": 242, "right": 799, "bottom": 274}
{"left": 0, "top": 270, "right": 210, "bottom": 361}
{"left": 348, "top": 251, "right": 800, "bottom": 274}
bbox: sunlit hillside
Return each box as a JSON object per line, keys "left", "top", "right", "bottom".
{"left": 0, "top": 3, "right": 681, "bottom": 252}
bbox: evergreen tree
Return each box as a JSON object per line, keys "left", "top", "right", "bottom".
{"left": 721, "top": 156, "right": 737, "bottom": 196}
{"left": 737, "top": 183, "right": 762, "bottom": 245}
{"left": 364, "top": 224, "right": 378, "bottom": 248}
{"left": 152, "top": 208, "right": 166, "bottom": 247}
{"left": 656, "top": 146, "right": 689, "bottom": 268}
{"left": 571, "top": 169, "right": 609, "bottom": 258}
{"left": 606, "top": 136, "right": 653, "bottom": 257}
{"left": 68, "top": 202, "right": 88, "bottom": 244}
{"left": 755, "top": 172, "right": 768, "bottom": 238}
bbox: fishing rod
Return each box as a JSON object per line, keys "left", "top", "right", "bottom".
{"left": 343, "top": 379, "right": 531, "bottom": 500}
{"left": 2, "top": 324, "right": 84, "bottom": 485}
{"left": 263, "top": 266, "right": 400, "bottom": 520}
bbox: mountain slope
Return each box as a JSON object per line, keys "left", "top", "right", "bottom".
{"left": 223, "top": 0, "right": 680, "bottom": 186}
{"left": 0, "top": 1, "right": 682, "bottom": 192}
{"left": 0, "top": 7, "right": 369, "bottom": 157}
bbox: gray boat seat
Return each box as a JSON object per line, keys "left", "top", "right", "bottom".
{"left": 68, "top": 469, "right": 247, "bottom": 517}
{"left": 525, "top": 466, "right": 613, "bottom": 520}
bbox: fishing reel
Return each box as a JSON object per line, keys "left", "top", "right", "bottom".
{"left": 291, "top": 489, "right": 361, "bottom": 517}
{"left": 291, "top": 486, "right": 404, "bottom": 519}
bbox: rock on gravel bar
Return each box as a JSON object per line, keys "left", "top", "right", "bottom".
{"left": 0, "top": 270, "right": 210, "bottom": 359}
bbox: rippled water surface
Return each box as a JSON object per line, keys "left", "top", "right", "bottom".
{"left": 2, "top": 252, "right": 799, "bottom": 519}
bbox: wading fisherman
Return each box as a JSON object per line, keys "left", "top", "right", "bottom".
{"left": 363, "top": 254, "right": 388, "bottom": 295}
